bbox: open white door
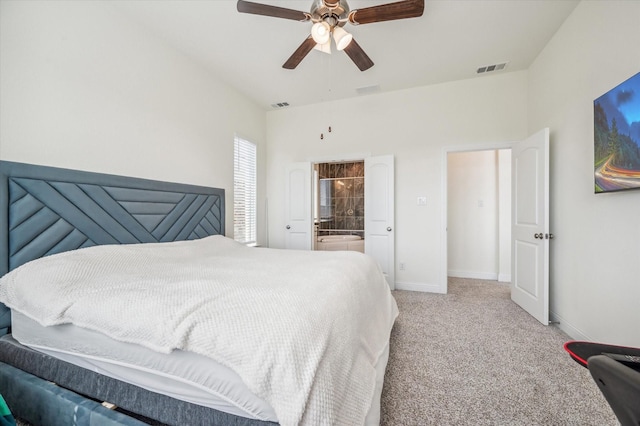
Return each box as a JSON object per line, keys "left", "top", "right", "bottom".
{"left": 365, "top": 155, "right": 395, "bottom": 289}
{"left": 511, "top": 128, "right": 550, "bottom": 325}
{"left": 285, "top": 162, "right": 312, "bottom": 250}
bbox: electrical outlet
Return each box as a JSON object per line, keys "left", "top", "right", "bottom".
{"left": 399, "top": 262, "right": 405, "bottom": 270}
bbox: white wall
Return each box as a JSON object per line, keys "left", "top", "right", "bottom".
{"left": 0, "top": 0, "right": 267, "bottom": 240}
{"left": 528, "top": 1, "right": 640, "bottom": 346}
{"left": 447, "top": 150, "right": 500, "bottom": 280}
{"left": 266, "top": 72, "right": 528, "bottom": 291}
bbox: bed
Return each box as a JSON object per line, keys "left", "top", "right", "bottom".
{"left": 0, "top": 161, "right": 398, "bottom": 426}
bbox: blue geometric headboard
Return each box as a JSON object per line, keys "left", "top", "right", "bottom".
{"left": 0, "top": 161, "right": 225, "bottom": 332}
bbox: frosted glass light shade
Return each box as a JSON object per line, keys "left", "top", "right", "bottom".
{"left": 311, "top": 22, "right": 331, "bottom": 45}
{"left": 332, "top": 27, "right": 353, "bottom": 51}
{"left": 313, "top": 41, "right": 332, "bottom": 54}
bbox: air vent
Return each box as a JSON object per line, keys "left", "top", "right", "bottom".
{"left": 270, "top": 102, "right": 290, "bottom": 109}
{"left": 477, "top": 62, "right": 509, "bottom": 74}
{"left": 356, "top": 84, "right": 381, "bottom": 95}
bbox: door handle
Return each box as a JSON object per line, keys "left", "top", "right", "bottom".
{"left": 387, "top": 227, "right": 392, "bottom": 232}
{"left": 286, "top": 225, "right": 291, "bottom": 229}
{"left": 534, "top": 233, "right": 553, "bottom": 240}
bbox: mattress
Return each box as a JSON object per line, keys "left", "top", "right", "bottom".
{"left": 0, "top": 335, "right": 274, "bottom": 426}
{"left": 11, "top": 310, "right": 389, "bottom": 425}
{"left": 11, "top": 310, "right": 276, "bottom": 420}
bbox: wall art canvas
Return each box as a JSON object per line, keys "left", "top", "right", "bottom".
{"left": 594, "top": 71, "right": 640, "bottom": 193}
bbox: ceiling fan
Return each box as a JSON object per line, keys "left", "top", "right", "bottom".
{"left": 237, "top": 0, "right": 424, "bottom": 71}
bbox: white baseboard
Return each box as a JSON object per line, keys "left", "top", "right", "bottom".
{"left": 395, "top": 281, "right": 445, "bottom": 294}
{"left": 549, "top": 310, "right": 592, "bottom": 341}
{"left": 448, "top": 270, "right": 498, "bottom": 281}
{"left": 498, "top": 273, "right": 511, "bottom": 283}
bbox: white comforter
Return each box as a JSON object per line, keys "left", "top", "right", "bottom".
{"left": 0, "top": 235, "right": 398, "bottom": 425}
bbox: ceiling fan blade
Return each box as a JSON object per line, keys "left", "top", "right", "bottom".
{"left": 237, "top": 0, "right": 310, "bottom": 21}
{"left": 283, "top": 36, "right": 317, "bottom": 70}
{"left": 343, "top": 38, "right": 374, "bottom": 71}
{"left": 348, "top": 0, "right": 424, "bottom": 25}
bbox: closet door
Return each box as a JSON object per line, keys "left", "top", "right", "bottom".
{"left": 365, "top": 155, "right": 395, "bottom": 289}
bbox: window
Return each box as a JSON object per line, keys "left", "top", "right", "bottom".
{"left": 234, "top": 136, "right": 257, "bottom": 245}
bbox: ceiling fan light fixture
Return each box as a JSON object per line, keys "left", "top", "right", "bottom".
{"left": 313, "top": 41, "right": 332, "bottom": 54}
{"left": 311, "top": 22, "right": 331, "bottom": 44}
{"left": 332, "top": 26, "right": 353, "bottom": 51}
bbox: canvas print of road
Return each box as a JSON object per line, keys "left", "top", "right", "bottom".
{"left": 594, "top": 71, "right": 640, "bottom": 193}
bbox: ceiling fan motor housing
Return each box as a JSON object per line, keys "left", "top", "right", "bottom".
{"left": 311, "top": 0, "right": 350, "bottom": 28}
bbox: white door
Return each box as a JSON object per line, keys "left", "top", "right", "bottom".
{"left": 285, "top": 162, "right": 312, "bottom": 250}
{"left": 511, "top": 128, "right": 550, "bottom": 325}
{"left": 365, "top": 155, "right": 395, "bottom": 289}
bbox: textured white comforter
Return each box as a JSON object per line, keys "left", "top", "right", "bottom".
{"left": 0, "top": 235, "right": 398, "bottom": 425}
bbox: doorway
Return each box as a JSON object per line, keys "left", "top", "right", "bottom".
{"left": 441, "top": 129, "right": 550, "bottom": 324}
{"left": 441, "top": 142, "right": 512, "bottom": 295}
{"left": 447, "top": 149, "right": 512, "bottom": 283}
{"left": 285, "top": 155, "right": 395, "bottom": 287}
{"left": 313, "top": 161, "right": 365, "bottom": 252}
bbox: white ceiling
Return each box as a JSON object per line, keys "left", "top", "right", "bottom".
{"left": 111, "top": 0, "right": 580, "bottom": 110}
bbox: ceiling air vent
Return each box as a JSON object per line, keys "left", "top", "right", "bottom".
{"left": 271, "top": 102, "right": 290, "bottom": 109}
{"left": 356, "top": 84, "right": 381, "bottom": 96}
{"left": 477, "top": 62, "right": 509, "bottom": 74}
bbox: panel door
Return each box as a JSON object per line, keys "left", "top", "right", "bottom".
{"left": 511, "top": 128, "right": 550, "bottom": 325}
{"left": 285, "top": 162, "right": 312, "bottom": 250}
{"left": 365, "top": 155, "right": 395, "bottom": 289}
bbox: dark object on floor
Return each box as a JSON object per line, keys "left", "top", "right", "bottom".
{"left": 588, "top": 355, "right": 640, "bottom": 426}
{"left": 564, "top": 340, "right": 640, "bottom": 372}
{"left": 564, "top": 340, "right": 640, "bottom": 426}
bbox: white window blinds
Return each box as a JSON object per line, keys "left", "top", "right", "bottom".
{"left": 234, "top": 136, "right": 257, "bottom": 245}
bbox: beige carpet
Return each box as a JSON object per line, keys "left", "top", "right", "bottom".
{"left": 380, "top": 277, "right": 617, "bottom": 425}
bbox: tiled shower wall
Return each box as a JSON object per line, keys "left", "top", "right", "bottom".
{"left": 316, "top": 161, "right": 364, "bottom": 238}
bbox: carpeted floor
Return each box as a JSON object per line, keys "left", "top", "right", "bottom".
{"left": 14, "top": 277, "right": 617, "bottom": 425}
{"left": 380, "top": 277, "right": 617, "bottom": 425}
